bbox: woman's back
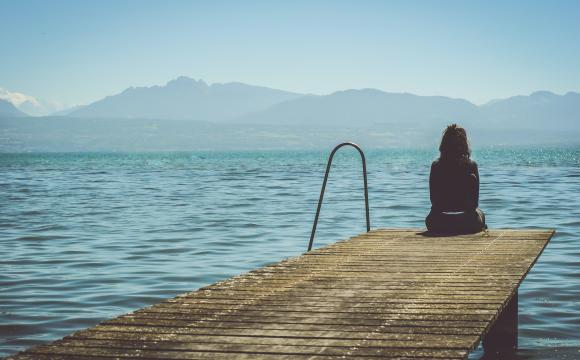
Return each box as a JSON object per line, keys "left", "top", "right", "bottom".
{"left": 429, "top": 158, "right": 479, "bottom": 212}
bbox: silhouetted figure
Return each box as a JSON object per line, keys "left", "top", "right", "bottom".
{"left": 426, "top": 124, "right": 486, "bottom": 234}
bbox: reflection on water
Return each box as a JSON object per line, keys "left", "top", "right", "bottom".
{"left": 1, "top": 148, "right": 579, "bottom": 358}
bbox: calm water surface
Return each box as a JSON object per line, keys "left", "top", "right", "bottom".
{"left": 1, "top": 148, "right": 579, "bottom": 358}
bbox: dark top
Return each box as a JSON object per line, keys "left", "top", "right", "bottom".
{"left": 429, "top": 158, "right": 479, "bottom": 213}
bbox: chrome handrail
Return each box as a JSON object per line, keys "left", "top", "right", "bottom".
{"left": 307, "top": 142, "right": 370, "bottom": 251}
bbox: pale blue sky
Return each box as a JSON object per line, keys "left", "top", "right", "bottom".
{"left": 1, "top": 0, "right": 579, "bottom": 106}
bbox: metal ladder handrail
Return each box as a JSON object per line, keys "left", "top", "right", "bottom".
{"left": 307, "top": 142, "right": 370, "bottom": 251}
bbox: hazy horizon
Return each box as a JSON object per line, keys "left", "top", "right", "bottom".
{"left": 1, "top": 75, "right": 579, "bottom": 117}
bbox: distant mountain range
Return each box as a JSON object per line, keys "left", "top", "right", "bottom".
{"left": 69, "top": 77, "right": 302, "bottom": 121}
{"left": 62, "top": 77, "right": 580, "bottom": 131}
{"left": 235, "top": 89, "right": 478, "bottom": 128}
{"left": 247, "top": 88, "right": 580, "bottom": 130}
{"left": 1, "top": 76, "right": 579, "bottom": 151}
{"left": 478, "top": 90, "right": 580, "bottom": 130}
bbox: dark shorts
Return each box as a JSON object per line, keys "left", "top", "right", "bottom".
{"left": 426, "top": 208, "right": 486, "bottom": 234}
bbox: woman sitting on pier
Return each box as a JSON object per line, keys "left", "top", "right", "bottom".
{"left": 426, "top": 124, "right": 486, "bottom": 234}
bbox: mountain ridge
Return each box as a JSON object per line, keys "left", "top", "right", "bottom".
{"left": 69, "top": 77, "right": 304, "bottom": 121}
{"left": 64, "top": 77, "right": 579, "bottom": 131}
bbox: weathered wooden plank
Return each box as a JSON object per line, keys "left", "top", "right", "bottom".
{"left": 109, "top": 314, "right": 493, "bottom": 327}
{"left": 54, "top": 336, "right": 477, "bottom": 350}
{"left": 13, "top": 355, "right": 465, "bottom": 360}
{"left": 154, "top": 302, "right": 503, "bottom": 312}
{"left": 89, "top": 323, "right": 486, "bottom": 336}
{"left": 8, "top": 228, "right": 553, "bottom": 360}
{"left": 25, "top": 343, "right": 470, "bottom": 359}
{"left": 102, "top": 316, "right": 490, "bottom": 330}
{"left": 78, "top": 326, "right": 480, "bottom": 341}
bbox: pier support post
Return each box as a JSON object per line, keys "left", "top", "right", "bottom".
{"left": 483, "top": 291, "right": 518, "bottom": 357}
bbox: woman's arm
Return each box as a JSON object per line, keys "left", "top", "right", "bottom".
{"left": 470, "top": 161, "right": 480, "bottom": 209}
{"left": 429, "top": 162, "right": 441, "bottom": 211}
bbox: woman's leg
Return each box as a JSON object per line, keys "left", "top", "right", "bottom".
{"left": 425, "top": 210, "right": 436, "bottom": 232}
{"left": 426, "top": 211, "right": 454, "bottom": 233}
{"left": 427, "top": 210, "right": 486, "bottom": 234}
{"left": 460, "top": 209, "right": 486, "bottom": 233}
{"left": 476, "top": 208, "right": 486, "bottom": 229}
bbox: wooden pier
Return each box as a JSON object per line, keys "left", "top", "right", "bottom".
{"left": 9, "top": 228, "right": 553, "bottom": 360}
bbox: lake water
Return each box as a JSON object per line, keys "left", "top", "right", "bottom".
{"left": 1, "top": 148, "right": 579, "bottom": 358}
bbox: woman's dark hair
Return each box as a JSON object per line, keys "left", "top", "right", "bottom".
{"left": 439, "top": 124, "right": 471, "bottom": 160}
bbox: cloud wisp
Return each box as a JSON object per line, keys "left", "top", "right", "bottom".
{"left": 0, "top": 87, "right": 69, "bottom": 116}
